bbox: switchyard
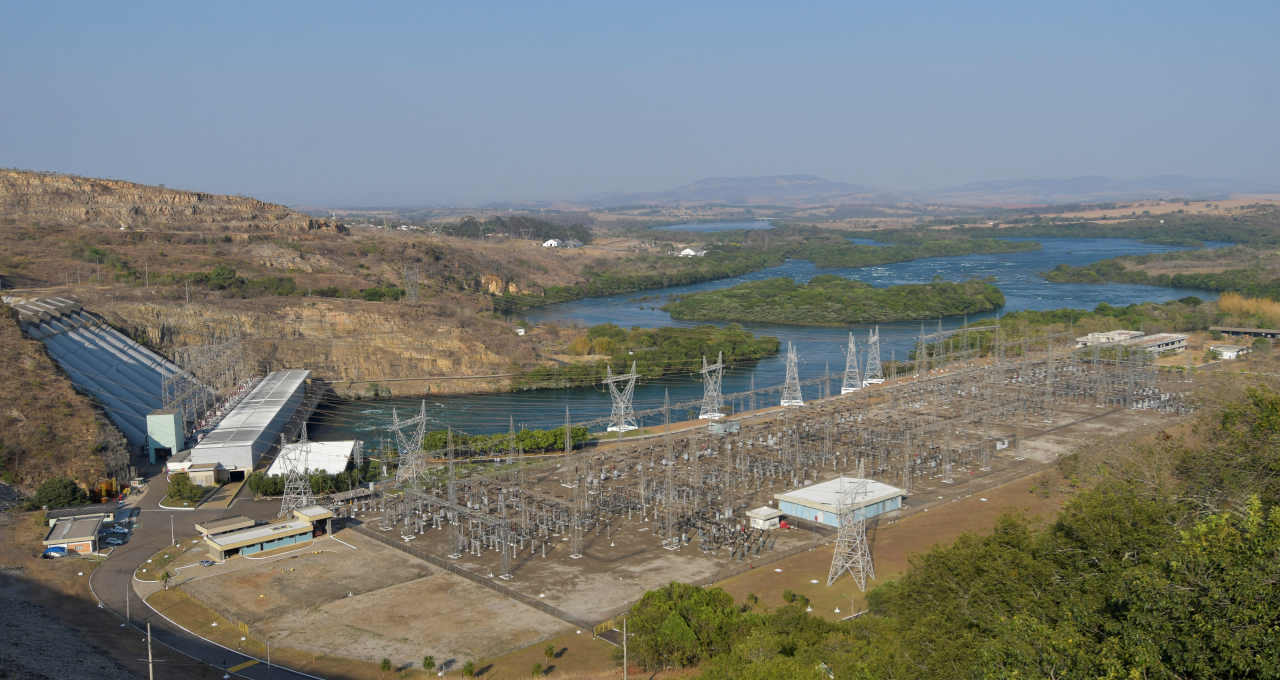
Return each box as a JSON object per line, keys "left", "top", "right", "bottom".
{"left": 169, "top": 326, "right": 1200, "bottom": 669}
{"left": 342, "top": 327, "right": 1195, "bottom": 625}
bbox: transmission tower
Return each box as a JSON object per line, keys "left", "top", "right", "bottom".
{"left": 781, "top": 342, "right": 804, "bottom": 407}
{"left": 402, "top": 262, "right": 420, "bottom": 304}
{"left": 390, "top": 400, "right": 428, "bottom": 485}
{"left": 841, "top": 332, "right": 862, "bottom": 394}
{"left": 279, "top": 429, "right": 315, "bottom": 518}
{"left": 605, "top": 361, "right": 639, "bottom": 432}
{"left": 827, "top": 464, "right": 875, "bottom": 589}
{"left": 698, "top": 352, "right": 725, "bottom": 419}
{"left": 863, "top": 326, "right": 884, "bottom": 385}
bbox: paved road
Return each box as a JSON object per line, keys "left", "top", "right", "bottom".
{"left": 90, "top": 470, "right": 322, "bottom": 680}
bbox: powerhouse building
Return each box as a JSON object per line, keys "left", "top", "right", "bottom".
{"left": 189, "top": 369, "right": 309, "bottom": 479}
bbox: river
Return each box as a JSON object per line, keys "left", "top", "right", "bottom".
{"left": 310, "top": 236, "right": 1219, "bottom": 443}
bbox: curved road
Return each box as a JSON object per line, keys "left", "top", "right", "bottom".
{"left": 90, "top": 472, "right": 322, "bottom": 680}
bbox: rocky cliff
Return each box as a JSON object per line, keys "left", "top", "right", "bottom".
{"left": 102, "top": 295, "right": 565, "bottom": 398}
{"left": 0, "top": 169, "right": 345, "bottom": 234}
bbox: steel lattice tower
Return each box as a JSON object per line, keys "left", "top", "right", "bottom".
{"left": 605, "top": 361, "right": 640, "bottom": 432}
{"left": 390, "top": 400, "right": 428, "bottom": 485}
{"left": 699, "top": 352, "right": 725, "bottom": 419}
{"left": 827, "top": 464, "right": 875, "bottom": 589}
{"left": 841, "top": 332, "right": 862, "bottom": 394}
{"left": 863, "top": 326, "right": 884, "bottom": 385}
{"left": 279, "top": 428, "right": 315, "bottom": 517}
{"left": 781, "top": 342, "right": 804, "bottom": 407}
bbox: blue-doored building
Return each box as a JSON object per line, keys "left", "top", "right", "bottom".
{"left": 774, "top": 477, "right": 906, "bottom": 528}
{"left": 201, "top": 505, "right": 334, "bottom": 560}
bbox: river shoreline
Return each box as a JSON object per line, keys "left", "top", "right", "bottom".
{"left": 309, "top": 237, "right": 1221, "bottom": 441}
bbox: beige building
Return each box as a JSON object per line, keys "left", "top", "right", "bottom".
{"left": 201, "top": 506, "right": 334, "bottom": 561}
{"left": 43, "top": 517, "right": 103, "bottom": 554}
{"left": 1124, "top": 333, "right": 1188, "bottom": 355}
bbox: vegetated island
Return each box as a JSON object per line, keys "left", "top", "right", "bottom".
{"left": 662, "top": 275, "right": 1006, "bottom": 326}
{"left": 1041, "top": 244, "right": 1280, "bottom": 300}
{"left": 496, "top": 233, "right": 1038, "bottom": 312}
{"left": 512, "top": 323, "right": 779, "bottom": 390}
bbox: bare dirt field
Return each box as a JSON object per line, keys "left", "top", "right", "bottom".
{"left": 177, "top": 530, "right": 565, "bottom": 670}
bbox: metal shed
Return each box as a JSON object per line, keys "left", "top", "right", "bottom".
{"left": 774, "top": 477, "right": 906, "bottom": 528}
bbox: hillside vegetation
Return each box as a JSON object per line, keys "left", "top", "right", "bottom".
{"left": 663, "top": 275, "right": 1006, "bottom": 326}
{"left": 1043, "top": 244, "right": 1280, "bottom": 300}
{"left": 967, "top": 204, "right": 1280, "bottom": 245}
{"left": 626, "top": 381, "right": 1280, "bottom": 679}
{"left": 0, "top": 308, "right": 128, "bottom": 494}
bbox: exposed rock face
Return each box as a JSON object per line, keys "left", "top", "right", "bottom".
{"left": 478, "top": 273, "right": 531, "bottom": 295}
{"left": 105, "top": 297, "right": 538, "bottom": 397}
{"left": 0, "top": 169, "right": 345, "bottom": 234}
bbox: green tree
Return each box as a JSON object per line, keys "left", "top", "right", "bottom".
{"left": 462, "top": 660, "right": 475, "bottom": 676}
{"left": 422, "top": 655, "right": 434, "bottom": 670}
{"left": 380, "top": 658, "right": 391, "bottom": 672}
{"left": 167, "top": 472, "right": 207, "bottom": 504}
{"left": 531, "top": 662, "right": 543, "bottom": 676}
{"left": 544, "top": 644, "right": 555, "bottom": 665}
{"left": 30, "top": 477, "right": 88, "bottom": 509}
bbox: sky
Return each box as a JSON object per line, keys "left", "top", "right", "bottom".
{"left": 1, "top": 1, "right": 1277, "bottom": 206}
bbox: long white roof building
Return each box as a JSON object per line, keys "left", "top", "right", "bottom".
{"left": 191, "top": 369, "right": 309, "bottom": 472}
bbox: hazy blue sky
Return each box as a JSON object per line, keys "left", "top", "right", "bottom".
{"left": 2, "top": 1, "right": 1277, "bottom": 206}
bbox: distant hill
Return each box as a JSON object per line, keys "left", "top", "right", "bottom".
{"left": 927, "top": 175, "right": 1279, "bottom": 205}
{"left": 0, "top": 169, "right": 346, "bottom": 233}
{"left": 589, "top": 174, "right": 877, "bottom": 206}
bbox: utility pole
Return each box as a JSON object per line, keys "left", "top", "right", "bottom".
{"left": 169, "top": 515, "right": 174, "bottom": 546}
{"left": 123, "top": 580, "right": 129, "bottom": 627}
{"left": 147, "top": 620, "right": 154, "bottom": 680}
{"left": 622, "top": 615, "right": 628, "bottom": 680}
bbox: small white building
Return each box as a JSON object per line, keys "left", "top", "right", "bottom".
{"left": 265, "top": 440, "right": 359, "bottom": 477}
{"left": 746, "top": 506, "right": 783, "bottom": 530}
{"left": 1075, "top": 329, "right": 1144, "bottom": 347}
{"left": 678, "top": 247, "right": 707, "bottom": 257}
{"left": 542, "top": 239, "right": 562, "bottom": 248}
{"left": 1209, "top": 344, "right": 1250, "bottom": 360}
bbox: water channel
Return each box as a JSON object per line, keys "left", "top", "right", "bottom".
{"left": 311, "top": 235, "right": 1220, "bottom": 443}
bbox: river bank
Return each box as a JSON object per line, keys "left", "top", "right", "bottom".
{"left": 309, "top": 237, "right": 1220, "bottom": 442}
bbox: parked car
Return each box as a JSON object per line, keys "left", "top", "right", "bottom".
{"left": 107, "top": 525, "right": 129, "bottom": 534}
{"left": 41, "top": 547, "right": 67, "bottom": 559}
{"left": 104, "top": 537, "right": 124, "bottom": 546}
{"left": 199, "top": 560, "right": 216, "bottom": 567}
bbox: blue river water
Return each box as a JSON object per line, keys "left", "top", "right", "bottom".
{"left": 311, "top": 236, "right": 1219, "bottom": 443}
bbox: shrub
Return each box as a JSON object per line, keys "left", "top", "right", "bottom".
{"left": 29, "top": 476, "right": 88, "bottom": 509}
